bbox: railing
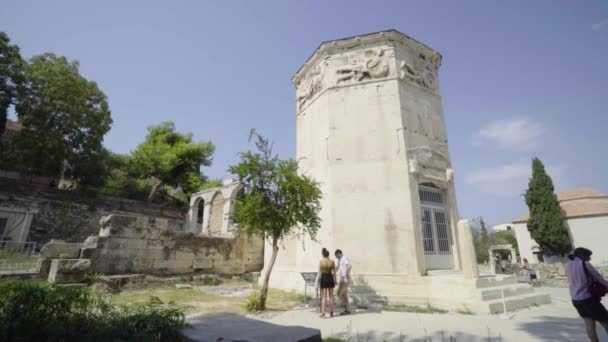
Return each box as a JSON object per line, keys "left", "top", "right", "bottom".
{"left": 0, "top": 241, "right": 41, "bottom": 273}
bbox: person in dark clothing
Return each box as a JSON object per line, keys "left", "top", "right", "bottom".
{"left": 566, "top": 247, "right": 608, "bottom": 342}
{"left": 318, "top": 248, "right": 336, "bottom": 318}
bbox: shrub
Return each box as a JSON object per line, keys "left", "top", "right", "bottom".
{"left": 202, "top": 277, "right": 222, "bottom": 286}
{"left": 85, "top": 272, "right": 103, "bottom": 285}
{"left": 0, "top": 280, "right": 186, "bottom": 341}
{"left": 244, "top": 290, "right": 262, "bottom": 312}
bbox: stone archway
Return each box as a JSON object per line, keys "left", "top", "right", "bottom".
{"left": 186, "top": 179, "right": 243, "bottom": 238}
{"left": 488, "top": 244, "right": 517, "bottom": 274}
{"left": 208, "top": 192, "right": 226, "bottom": 237}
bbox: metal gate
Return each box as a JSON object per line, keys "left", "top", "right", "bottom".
{"left": 419, "top": 186, "right": 453, "bottom": 270}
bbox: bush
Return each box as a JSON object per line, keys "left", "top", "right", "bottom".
{"left": 244, "top": 290, "right": 262, "bottom": 312}
{"left": 0, "top": 280, "right": 186, "bottom": 341}
{"left": 201, "top": 277, "right": 222, "bottom": 286}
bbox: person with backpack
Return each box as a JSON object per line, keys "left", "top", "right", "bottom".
{"left": 566, "top": 247, "right": 608, "bottom": 342}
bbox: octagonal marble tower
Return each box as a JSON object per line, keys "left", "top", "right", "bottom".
{"left": 260, "top": 30, "right": 541, "bottom": 312}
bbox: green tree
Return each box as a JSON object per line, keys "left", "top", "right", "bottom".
{"left": 8, "top": 53, "right": 112, "bottom": 185}
{"left": 130, "top": 121, "right": 215, "bottom": 201}
{"left": 524, "top": 158, "right": 571, "bottom": 255}
{"left": 491, "top": 230, "right": 518, "bottom": 249}
{"left": 0, "top": 32, "right": 26, "bottom": 134}
{"left": 95, "top": 152, "right": 154, "bottom": 200}
{"left": 229, "top": 130, "right": 322, "bottom": 311}
{"left": 477, "top": 217, "right": 490, "bottom": 263}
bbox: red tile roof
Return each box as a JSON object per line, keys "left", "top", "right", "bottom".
{"left": 514, "top": 188, "right": 608, "bottom": 222}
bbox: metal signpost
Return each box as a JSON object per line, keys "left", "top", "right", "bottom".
{"left": 300, "top": 272, "right": 319, "bottom": 310}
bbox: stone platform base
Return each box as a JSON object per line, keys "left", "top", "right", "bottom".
{"left": 264, "top": 269, "right": 551, "bottom": 314}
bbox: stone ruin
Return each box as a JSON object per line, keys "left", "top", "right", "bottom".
{"left": 34, "top": 179, "right": 264, "bottom": 284}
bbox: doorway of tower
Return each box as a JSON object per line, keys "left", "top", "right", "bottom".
{"left": 419, "top": 184, "right": 454, "bottom": 270}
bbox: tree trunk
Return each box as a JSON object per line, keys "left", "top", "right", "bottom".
{"left": 147, "top": 178, "right": 163, "bottom": 202}
{"left": 258, "top": 236, "right": 279, "bottom": 310}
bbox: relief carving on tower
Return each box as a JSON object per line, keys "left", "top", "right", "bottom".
{"left": 407, "top": 146, "right": 451, "bottom": 183}
{"left": 296, "top": 65, "right": 324, "bottom": 112}
{"left": 400, "top": 52, "right": 440, "bottom": 93}
{"left": 335, "top": 49, "right": 389, "bottom": 85}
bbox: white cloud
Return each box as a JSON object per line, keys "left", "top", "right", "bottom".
{"left": 592, "top": 18, "right": 608, "bottom": 32}
{"left": 465, "top": 162, "right": 565, "bottom": 197}
{"left": 473, "top": 117, "right": 544, "bottom": 150}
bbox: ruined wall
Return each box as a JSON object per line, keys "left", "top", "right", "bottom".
{"left": 0, "top": 179, "right": 186, "bottom": 244}
{"left": 88, "top": 214, "right": 264, "bottom": 275}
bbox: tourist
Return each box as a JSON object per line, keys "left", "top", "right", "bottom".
{"left": 494, "top": 254, "right": 502, "bottom": 274}
{"left": 318, "top": 248, "right": 336, "bottom": 318}
{"left": 566, "top": 247, "right": 608, "bottom": 342}
{"left": 335, "top": 249, "right": 352, "bottom": 315}
{"left": 522, "top": 258, "right": 537, "bottom": 285}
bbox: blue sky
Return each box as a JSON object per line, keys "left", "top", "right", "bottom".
{"left": 2, "top": 0, "right": 607, "bottom": 225}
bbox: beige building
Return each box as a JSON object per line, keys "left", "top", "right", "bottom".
{"left": 512, "top": 188, "right": 608, "bottom": 265}
{"left": 260, "top": 30, "right": 549, "bottom": 313}
{"left": 492, "top": 223, "right": 513, "bottom": 232}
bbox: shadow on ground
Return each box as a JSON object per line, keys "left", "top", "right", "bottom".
{"left": 517, "top": 316, "right": 602, "bottom": 341}
{"left": 326, "top": 330, "right": 503, "bottom": 342}
{"left": 182, "top": 312, "right": 321, "bottom": 342}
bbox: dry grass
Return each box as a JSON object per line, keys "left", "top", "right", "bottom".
{"left": 107, "top": 280, "right": 307, "bottom": 315}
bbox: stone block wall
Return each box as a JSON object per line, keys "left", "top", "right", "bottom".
{"left": 0, "top": 179, "right": 186, "bottom": 244}
{"left": 89, "top": 214, "right": 264, "bottom": 275}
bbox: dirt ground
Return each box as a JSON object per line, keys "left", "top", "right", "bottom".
{"left": 107, "top": 277, "right": 310, "bottom": 318}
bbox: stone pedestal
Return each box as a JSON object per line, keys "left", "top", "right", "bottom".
{"left": 457, "top": 220, "right": 480, "bottom": 279}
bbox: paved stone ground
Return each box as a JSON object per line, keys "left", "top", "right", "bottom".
{"left": 265, "top": 287, "right": 608, "bottom": 341}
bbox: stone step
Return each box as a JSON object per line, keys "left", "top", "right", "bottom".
{"left": 484, "top": 292, "right": 552, "bottom": 314}
{"left": 479, "top": 283, "right": 536, "bottom": 301}
{"left": 476, "top": 275, "right": 518, "bottom": 288}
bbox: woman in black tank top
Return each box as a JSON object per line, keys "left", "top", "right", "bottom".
{"left": 319, "top": 248, "right": 336, "bottom": 318}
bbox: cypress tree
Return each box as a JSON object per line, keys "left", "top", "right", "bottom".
{"left": 524, "top": 158, "right": 571, "bottom": 256}
{"left": 479, "top": 217, "right": 490, "bottom": 263}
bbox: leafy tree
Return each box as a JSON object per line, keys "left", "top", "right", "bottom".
{"left": 229, "top": 130, "right": 322, "bottom": 310}
{"left": 524, "top": 158, "right": 571, "bottom": 256}
{"left": 491, "top": 230, "right": 518, "bottom": 249}
{"left": 478, "top": 217, "right": 490, "bottom": 263}
{"left": 7, "top": 53, "right": 112, "bottom": 185}
{"left": 130, "top": 121, "right": 215, "bottom": 201}
{"left": 0, "top": 32, "right": 26, "bottom": 134}
{"left": 95, "top": 152, "right": 154, "bottom": 200}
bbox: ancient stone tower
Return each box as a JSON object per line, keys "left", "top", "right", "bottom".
{"left": 262, "top": 30, "right": 549, "bottom": 312}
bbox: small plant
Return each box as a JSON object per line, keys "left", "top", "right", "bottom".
{"left": 57, "top": 253, "right": 70, "bottom": 259}
{"left": 202, "top": 277, "right": 222, "bottom": 286}
{"left": 148, "top": 296, "right": 164, "bottom": 305}
{"left": 384, "top": 304, "right": 447, "bottom": 314}
{"left": 457, "top": 305, "right": 474, "bottom": 315}
{"left": 244, "top": 290, "right": 262, "bottom": 312}
{"left": 85, "top": 272, "right": 103, "bottom": 285}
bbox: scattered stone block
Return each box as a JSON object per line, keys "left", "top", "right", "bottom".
{"left": 97, "top": 274, "right": 146, "bottom": 290}
{"left": 175, "top": 283, "right": 193, "bottom": 289}
{"left": 48, "top": 259, "right": 91, "bottom": 284}
{"left": 40, "top": 240, "right": 82, "bottom": 259}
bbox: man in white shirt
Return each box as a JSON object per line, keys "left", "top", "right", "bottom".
{"left": 335, "top": 249, "right": 352, "bottom": 315}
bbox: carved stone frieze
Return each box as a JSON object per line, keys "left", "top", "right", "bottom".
{"left": 446, "top": 168, "right": 454, "bottom": 183}
{"left": 408, "top": 147, "right": 449, "bottom": 170}
{"left": 400, "top": 52, "right": 440, "bottom": 92}
{"left": 336, "top": 49, "right": 389, "bottom": 85}
{"left": 407, "top": 146, "right": 452, "bottom": 183}
{"left": 296, "top": 65, "right": 324, "bottom": 112}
